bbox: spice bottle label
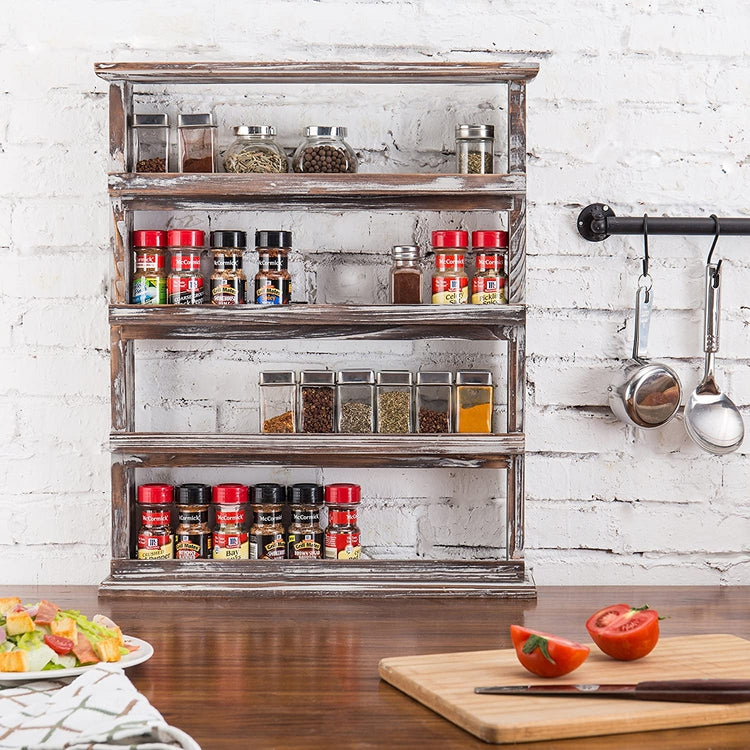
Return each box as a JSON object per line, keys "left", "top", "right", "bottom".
{"left": 137, "top": 533, "right": 173, "bottom": 560}
{"left": 215, "top": 508, "right": 246, "bottom": 526}
{"left": 213, "top": 532, "right": 249, "bottom": 559}
{"left": 140, "top": 509, "right": 171, "bottom": 526}
{"left": 287, "top": 531, "right": 324, "bottom": 559}
{"left": 168, "top": 275, "right": 205, "bottom": 304}
{"left": 211, "top": 278, "right": 244, "bottom": 305}
{"left": 254, "top": 277, "right": 291, "bottom": 305}
{"left": 135, "top": 253, "right": 165, "bottom": 272}
{"left": 170, "top": 252, "right": 202, "bottom": 271}
{"left": 249, "top": 532, "right": 286, "bottom": 559}
{"left": 176, "top": 508, "right": 210, "bottom": 525}
{"left": 175, "top": 533, "right": 212, "bottom": 560}
{"left": 325, "top": 531, "right": 361, "bottom": 560}
{"left": 432, "top": 276, "right": 468, "bottom": 304}
{"left": 132, "top": 276, "right": 167, "bottom": 304}
{"left": 471, "top": 275, "right": 507, "bottom": 305}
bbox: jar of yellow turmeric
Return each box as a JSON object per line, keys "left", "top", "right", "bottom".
{"left": 456, "top": 371, "right": 493, "bottom": 433}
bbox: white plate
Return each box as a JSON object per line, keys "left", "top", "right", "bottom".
{"left": 0, "top": 635, "right": 153, "bottom": 681}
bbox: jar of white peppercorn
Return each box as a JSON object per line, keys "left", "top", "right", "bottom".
{"left": 223, "top": 126, "right": 288, "bottom": 173}
{"left": 336, "top": 370, "right": 375, "bottom": 433}
{"left": 455, "top": 124, "right": 494, "bottom": 174}
{"left": 292, "top": 127, "right": 357, "bottom": 173}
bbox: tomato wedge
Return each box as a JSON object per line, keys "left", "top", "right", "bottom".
{"left": 586, "top": 604, "right": 660, "bottom": 661}
{"left": 510, "top": 625, "right": 590, "bottom": 678}
{"left": 43, "top": 634, "right": 75, "bottom": 655}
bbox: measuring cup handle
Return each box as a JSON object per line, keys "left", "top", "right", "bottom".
{"left": 704, "top": 263, "right": 721, "bottom": 354}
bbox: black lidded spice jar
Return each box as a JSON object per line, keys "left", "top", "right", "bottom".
{"left": 174, "top": 483, "right": 213, "bottom": 560}
{"left": 210, "top": 230, "right": 247, "bottom": 305}
{"left": 250, "top": 483, "right": 287, "bottom": 560}
{"left": 287, "top": 483, "right": 324, "bottom": 559}
{"left": 254, "top": 230, "right": 292, "bottom": 305}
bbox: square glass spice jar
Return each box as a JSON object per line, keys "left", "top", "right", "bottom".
{"left": 376, "top": 371, "right": 413, "bottom": 434}
{"left": 299, "top": 371, "right": 336, "bottom": 434}
{"left": 178, "top": 113, "right": 217, "bottom": 173}
{"left": 455, "top": 370, "right": 494, "bottom": 434}
{"left": 336, "top": 370, "right": 375, "bottom": 434}
{"left": 415, "top": 371, "right": 453, "bottom": 433}
{"left": 132, "top": 113, "right": 169, "bottom": 172}
{"left": 260, "top": 371, "right": 297, "bottom": 434}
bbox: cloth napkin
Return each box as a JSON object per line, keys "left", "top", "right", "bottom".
{"left": 0, "top": 664, "right": 200, "bottom": 749}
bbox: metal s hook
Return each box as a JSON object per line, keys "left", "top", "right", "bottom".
{"left": 707, "top": 214, "right": 722, "bottom": 287}
{"left": 639, "top": 214, "right": 652, "bottom": 302}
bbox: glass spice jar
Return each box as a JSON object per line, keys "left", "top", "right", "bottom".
{"left": 292, "top": 126, "right": 357, "bottom": 173}
{"left": 287, "top": 483, "right": 324, "bottom": 560}
{"left": 390, "top": 245, "right": 423, "bottom": 304}
{"left": 132, "top": 230, "right": 168, "bottom": 304}
{"left": 456, "top": 371, "right": 494, "bottom": 434}
{"left": 250, "top": 483, "right": 286, "bottom": 560}
{"left": 299, "top": 371, "right": 336, "bottom": 434}
{"left": 174, "top": 483, "right": 212, "bottom": 560}
{"left": 431, "top": 230, "right": 469, "bottom": 305}
{"left": 471, "top": 230, "right": 508, "bottom": 305}
{"left": 456, "top": 124, "right": 494, "bottom": 174}
{"left": 167, "top": 229, "right": 205, "bottom": 305}
{"left": 132, "top": 113, "right": 169, "bottom": 173}
{"left": 376, "top": 371, "right": 413, "bottom": 434}
{"left": 224, "top": 126, "right": 288, "bottom": 173}
{"left": 136, "top": 483, "right": 173, "bottom": 560}
{"left": 416, "top": 371, "right": 453, "bottom": 434}
{"left": 260, "top": 371, "right": 297, "bottom": 434}
{"left": 254, "top": 230, "right": 292, "bottom": 305}
{"left": 178, "top": 113, "right": 217, "bottom": 173}
{"left": 212, "top": 483, "right": 249, "bottom": 560}
{"left": 209, "top": 230, "right": 246, "bottom": 305}
{"left": 337, "top": 370, "right": 375, "bottom": 434}
{"left": 325, "top": 483, "right": 362, "bottom": 560}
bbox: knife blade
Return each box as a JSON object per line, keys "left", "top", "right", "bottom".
{"left": 474, "top": 679, "right": 750, "bottom": 703}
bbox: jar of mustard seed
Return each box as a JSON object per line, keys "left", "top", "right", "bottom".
{"left": 136, "top": 483, "right": 173, "bottom": 560}
{"left": 174, "top": 483, "right": 212, "bottom": 560}
{"left": 287, "top": 483, "right": 324, "bottom": 559}
{"left": 210, "top": 230, "right": 246, "bottom": 305}
{"left": 250, "top": 483, "right": 286, "bottom": 559}
{"left": 212, "top": 483, "right": 249, "bottom": 559}
{"left": 132, "top": 230, "right": 168, "bottom": 304}
{"left": 254, "top": 230, "right": 292, "bottom": 305}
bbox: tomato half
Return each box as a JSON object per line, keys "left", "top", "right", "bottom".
{"left": 510, "top": 625, "right": 590, "bottom": 678}
{"left": 585, "top": 603, "right": 660, "bottom": 661}
{"left": 43, "top": 634, "right": 75, "bottom": 655}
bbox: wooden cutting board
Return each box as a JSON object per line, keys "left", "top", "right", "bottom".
{"left": 378, "top": 634, "right": 750, "bottom": 744}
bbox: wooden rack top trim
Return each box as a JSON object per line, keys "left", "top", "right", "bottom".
{"left": 94, "top": 60, "right": 540, "bottom": 84}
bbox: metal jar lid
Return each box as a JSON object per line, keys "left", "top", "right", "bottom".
{"left": 337, "top": 370, "right": 375, "bottom": 385}
{"left": 391, "top": 245, "right": 420, "bottom": 261}
{"left": 455, "top": 124, "right": 495, "bottom": 139}
{"left": 416, "top": 371, "right": 454, "bottom": 386}
{"left": 178, "top": 113, "right": 215, "bottom": 128}
{"left": 305, "top": 126, "right": 348, "bottom": 138}
{"left": 300, "top": 371, "right": 335, "bottom": 386}
{"left": 234, "top": 125, "right": 276, "bottom": 136}
{"left": 259, "top": 371, "right": 296, "bottom": 386}
{"left": 377, "top": 371, "right": 413, "bottom": 387}
{"left": 133, "top": 113, "right": 168, "bottom": 128}
{"left": 456, "top": 370, "right": 493, "bottom": 386}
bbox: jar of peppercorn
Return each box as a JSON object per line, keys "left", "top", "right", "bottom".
{"left": 299, "top": 371, "right": 336, "bottom": 433}
{"left": 292, "top": 126, "right": 357, "bottom": 173}
{"left": 167, "top": 229, "right": 205, "bottom": 305}
{"left": 287, "top": 483, "right": 324, "bottom": 559}
{"left": 254, "top": 230, "right": 292, "bottom": 305}
{"left": 132, "top": 230, "right": 168, "bottom": 304}
{"left": 136, "top": 483, "right": 173, "bottom": 560}
{"left": 174, "top": 483, "right": 213, "bottom": 560}
{"left": 250, "top": 483, "right": 286, "bottom": 560}
{"left": 209, "top": 230, "right": 246, "bottom": 305}
{"left": 212, "top": 483, "right": 249, "bottom": 559}
{"left": 325, "top": 483, "right": 362, "bottom": 560}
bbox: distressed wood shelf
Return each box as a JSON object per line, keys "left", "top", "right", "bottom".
{"left": 100, "top": 559, "right": 535, "bottom": 598}
{"left": 109, "top": 303, "right": 525, "bottom": 341}
{"left": 110, "top": 433, "right": 525, "bottom": 469}
{"left": 108, "top": 172, "right": 525, "bottom": 211}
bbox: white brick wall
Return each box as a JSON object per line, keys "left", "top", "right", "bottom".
{"left": 1, "top": 0, "right": 749, "bottom": 586}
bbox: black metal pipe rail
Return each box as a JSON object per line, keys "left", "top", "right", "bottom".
{"left": 578, "top": 203, "right": 750, "bottom": 242}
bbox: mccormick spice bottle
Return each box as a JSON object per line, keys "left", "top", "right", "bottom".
{"left": 136, "top": 483, "right": 173, "bottom": 560}
{"left": 212, "top": 483, "right": 249, "bottom": 559}
{"left": 389, "top": 245, "right": 423, "bottom": 304}
{"left": 431, "top": 230, "right": 469, "bottom": 305}
{"left": 209, "top": 230, "right": 246, "bottom": 305}
{"left": 250, "top": 483, "right": 286, "bottom": 560}
{"left": 132, "top": 230, "right": 168, "bottom": 304}
{"left": 167, "top": 229, "right": 205, "bottom": 305}
{"left": 254, "top": 230, "right": 292, "bottom": 305}
{"left": 325, "top": 483, "right": 362, "bottom": 560}
{"left": 174, "top": 483, "right": 212, "bottom": 560}
{"left": 471, "top": 230, "right": 508, "bottom": 305}
{"left": 287, "top": 483, "right": 324, "bottom": 559}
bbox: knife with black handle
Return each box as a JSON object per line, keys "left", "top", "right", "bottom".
{"left": 474, "top": 679, "right": 750, "bottom": 703}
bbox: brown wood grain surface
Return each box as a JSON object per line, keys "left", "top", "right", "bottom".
{"left": 8, "top": 586, "right": 749, "bottom": 749}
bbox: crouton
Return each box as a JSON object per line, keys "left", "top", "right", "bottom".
{"left": 5, "top": 610, "right": 34, "bottom": 636}
{"left": 50, "top": 617, "right": 77, "bottom": 642}
{"left": 0, "top": 597, "right": 21, "bottom": 616}
{"left": 93, "top": 637, "right": 121, "bottom": 663}
{"left": 0, "top": 651, "right": 29, "bottom": 672}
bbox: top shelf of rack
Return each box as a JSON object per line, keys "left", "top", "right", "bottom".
{"left": 94, "top": 61, "right": 540, "bottom": 85}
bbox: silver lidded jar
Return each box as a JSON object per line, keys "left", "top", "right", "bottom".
{"left": 292, "top": 126, "right": 357, "bottom": 173}
{"left": 178, "top": 113, "right": 217, "bottom": 173}
{"left": 336, "top": 370, "right": 375, "bottom": 433}
{"left": 132, "top": 113, "right": 169, "bottom": 173}
{"left": 455, "top": 124, "right": 494, "bottom": 174}
{"left": 259, "top": 371, "right": 297, "bottom": 434}
{"left": 224, "top": 126, "right": 288, "bottom": 173}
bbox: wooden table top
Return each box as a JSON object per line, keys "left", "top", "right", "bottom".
{"left": 8, "top": 586, "right": 750, "bottom": 749}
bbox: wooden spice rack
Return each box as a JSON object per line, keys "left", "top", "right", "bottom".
{"left": 95, "top": 61, "right": 539, "bottom": 597}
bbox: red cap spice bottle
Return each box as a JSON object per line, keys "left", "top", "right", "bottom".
{"left": 471, "top": 230, "right": 508, "bottom": 305}
{"left": 136, "top": 483, "right": 174, "bottom": 560}
{"left": 132, "top": 230, "right": 168, "bottom": 304}
{"left": 431, "top": 230, "right": 469, "bottom": 305}
{"left": 324, "top": 483, "right": 362, "bottom": 560}
{"left": 212, "top": 483, "right": 249, "bottom": 559}
{"left": 167, "top": 229, "right": 205, "bottom": 305}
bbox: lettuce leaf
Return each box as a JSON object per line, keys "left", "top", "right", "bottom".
{"left": 13, "top": 630, "right": 44, "bottom": 651}
{"left": 58, "top": 610, "right": 119, "bottom": 645}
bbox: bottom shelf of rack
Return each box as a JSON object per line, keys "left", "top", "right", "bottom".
{"left": 99, "top": 559, "right": 536, "bottom": 598}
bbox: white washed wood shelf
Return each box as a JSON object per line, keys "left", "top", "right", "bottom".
{"left": 96, "top": 60, "right": 538, "bottom": 597}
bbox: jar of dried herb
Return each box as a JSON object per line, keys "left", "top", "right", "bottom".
{"left": 299, "top": 371, "right": 336, "bottom": 433}
{"left": 260, "top": 371, "right": 297, "bottom": 433}
{"left": 390, "top": 245, "right": 423, "bottom": 304}
{"left": 415, "top": 371, "right": 453, "bottom": 434}
{"left": 224, "top": 126, "right": 288, "bottom": 173}
{"left": 132, "top": 113, "right": 169, "bottom": 172}
{"left": 178, "top": 113, "right": 217, "bottom": 173}
{"left": 456, "top": 124, "right": 494, "bottom": 174}
{"left": 336, "top": 370, "right": 375, "bottom": 433}
{"left": 292, "top": 126, "right": 357, "bottom": 173}
{"left": 456, "top": 371, "right": 493, "bottom": 434}
{"left": 376, "top": 371, "right": 413, "bottom": 434}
